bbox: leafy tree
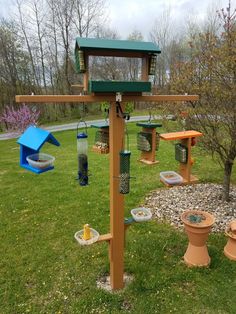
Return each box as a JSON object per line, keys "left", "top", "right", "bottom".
{"left": 171, "top": 0, "right": 236, "bottom": 201}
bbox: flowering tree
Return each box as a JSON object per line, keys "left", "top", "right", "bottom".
{"left": 0, "top": 104, "right": 40, "bottom": 132}
{"left": 171, "top": 1, "right": 236, "bottom": 201}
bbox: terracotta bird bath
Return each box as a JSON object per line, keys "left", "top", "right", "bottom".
{"left": 181, "top": 210, "right": 215, "bottom": 267}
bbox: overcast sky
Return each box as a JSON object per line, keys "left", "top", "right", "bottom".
{"left": 0, "top": 0, "right": 232, "bottom": 39}
{"left": 107, "top": 0, "right": 231, "bottom": 38}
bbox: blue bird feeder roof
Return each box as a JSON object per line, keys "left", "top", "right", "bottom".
{"left": 17, "top": 126, "right": 60, "bottom": 150}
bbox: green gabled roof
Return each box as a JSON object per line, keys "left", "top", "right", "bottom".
{"left": 75, "top": 37, "right": 161, "bottom": 54}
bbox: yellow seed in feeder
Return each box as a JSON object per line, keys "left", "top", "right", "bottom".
{"left": 83, "top": 224, "right": 92, "bottom": 240}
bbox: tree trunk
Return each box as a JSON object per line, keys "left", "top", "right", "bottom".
{"left": 222, "top": 160, "right": 233, "bottom": 202}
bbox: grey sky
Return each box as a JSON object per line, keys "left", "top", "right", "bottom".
{"left": 107, "top": 0, "right": 232, "bottom": 38}
{"left": 0, "top": 0, "right": 233, "bottom": 39}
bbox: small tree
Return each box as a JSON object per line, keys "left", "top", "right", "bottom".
{"left": 0, "top": 104, "right": 40, "bottom": 132}
{"left": 171, "top": 0, "right": 236, "bottom": 201}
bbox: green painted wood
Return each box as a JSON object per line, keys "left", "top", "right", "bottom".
{"left": 91, "top": 122, "right": 109, "bottom": 128}
{"left": 75, "top": 37, "right": 161, "bottom": 54}
{"left": 136, "top": 122, "right": 162, "bottom": 128}
{"left": 89, "top": 81, "right": 151, "bottom": 93}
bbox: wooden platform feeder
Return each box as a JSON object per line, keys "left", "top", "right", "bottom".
{"left": 16, "top": 37, "right": 199, "bottom": 291}
{"left": 136, "top": 122, "right": 162, "bottom": 165}
{"left": 91, "top": 122, "right": 109, "bottom": 154}
{"left": 160, "top": 130, "right": 203, "bottom": 186}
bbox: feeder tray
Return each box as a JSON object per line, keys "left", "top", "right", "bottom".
{"left": 26, "top": 153, "right": 55, "bottom": 170}
{"left": 175, "top": 143, "right": 188, "bottom": 163}
{"left": 160, "top": 171, "right": 183, "bottom": 185}
{"left": 74, "top": 228, "right": 100, "bottom": 245}
{"left": 131, "top": 207, "right": 152, "bottom": 222}
{"left": 137, "top": 132, "right": 152, "bottom": 152}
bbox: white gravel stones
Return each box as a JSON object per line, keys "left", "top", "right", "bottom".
{"left": 144, "top": 183, "right": 236, "bottom": 233}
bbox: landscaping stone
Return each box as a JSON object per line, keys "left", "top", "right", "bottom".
{"left": 144, "top": 183, "right": 236, "bottom": 233}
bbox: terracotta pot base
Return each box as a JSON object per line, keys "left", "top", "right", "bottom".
{"left": 224, "top": 225, "right": 236, "bottom": 261}
{"left": 184, "top": 243, "right": 211, "bottom": 267}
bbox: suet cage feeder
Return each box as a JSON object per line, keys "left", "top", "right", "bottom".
{"left": 175, "top": 143, "right": 188, "bottom": 163}
{"left": 136, "top": 122, "right": 162, "bottom": 165}
{"left": 148, "top": 54, "right": 157, "bottom": 75}
{"left": 137, "top": 132, "right": 152, "bottom": 152}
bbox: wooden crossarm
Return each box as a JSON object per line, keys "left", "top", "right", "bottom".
{"left": 15, "top": 94, "right": 199, "bottom": 103}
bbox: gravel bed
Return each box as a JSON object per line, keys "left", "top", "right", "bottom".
{"left": 144, "top": 183, "right": 236, "bottom": 233}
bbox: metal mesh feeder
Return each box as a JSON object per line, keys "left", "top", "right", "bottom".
{"left": 119, "top": 150, "right": 131, "bottom": 194}
{"left": 137, "top": 132, "right": 152, "bottom": 152}
{"left": 156, "top": 132, "right": 160, "bottom": 151}
{"left": 175, "top": 143, "right": 188, "bottom": 163}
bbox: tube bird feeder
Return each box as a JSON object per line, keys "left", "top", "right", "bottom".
{"left": 77, "top": 124, "right": 88, "bottom": 186}
{"left": 119, "top": 150, "right": 131, "bottom": 194}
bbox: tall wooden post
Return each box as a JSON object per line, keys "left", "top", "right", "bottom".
{"left": 109, "top": 101, "right": 125, "bottom": 290}
{"left": 179, "top": 138, "right": 192, "bottom": 182}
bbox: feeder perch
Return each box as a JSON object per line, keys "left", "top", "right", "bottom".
{"left": 74, "top": 227, "right": 100, "bottom": 246}
{"left": 131, "top": 208, "right": 152, "bottom": 222}
{"left": 17, "top": 126, "right": 60, "bottom": 174}
{"left": 91, "top": 122, "right": 109, "bottom": 154}
{"left": 119, "top": 150, "right": 131, "bottom": 194}
{"left": 136, "top": 122, "right": 162, "bottom": 165}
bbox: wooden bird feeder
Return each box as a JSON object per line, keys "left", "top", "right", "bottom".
{"left": 16, "top": 37, "right": 200, "bottom": 291}
{"left": 136, "top": 122, "right": 162, "bottom": 165}
{"left": 160, "top": 130, "right": 203, "bottom": 186}
{"left": 91, "top": 122, "right": 109, "bottom": 154}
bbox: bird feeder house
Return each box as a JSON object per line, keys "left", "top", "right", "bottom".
{"left": 91, "top": 122, "right": 109, "bottom": 154}
{"left": 160, "top": 130, "right": 202, "bottom": 185}
{"left": 136, "top": 122, "right": 162, "bottom": 165}
{"left": 17, "top": 126, "right": 60, "bottom": 174}
{"left": 75, "top": 37, "right": 161, "bottom": 94}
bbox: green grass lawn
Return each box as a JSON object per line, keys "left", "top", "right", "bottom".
{"left": 0, "top": 123, "right": 236, "bottom": 314}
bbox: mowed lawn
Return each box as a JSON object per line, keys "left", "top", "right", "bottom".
{"left": 0, "top": 122, "right": 236, "bottom": 314}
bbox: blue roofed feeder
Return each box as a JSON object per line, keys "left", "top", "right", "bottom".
{"left": 17, "top": 125, "right": 60, "bottom": 174}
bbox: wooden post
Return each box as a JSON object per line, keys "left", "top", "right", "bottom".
{"left": 109, "top": 101, "right": 125, "bottom": 290}
{"left": 179, "top": 138, "right": 191, "bottom": 182}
